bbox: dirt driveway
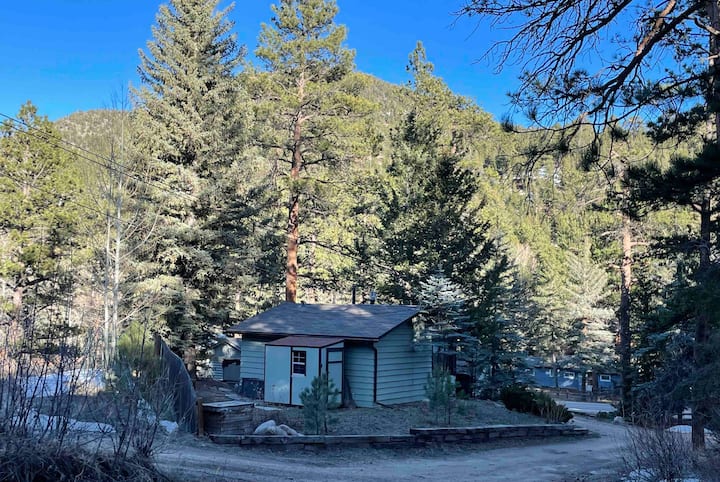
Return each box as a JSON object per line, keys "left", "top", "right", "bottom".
{"left": 156, "top": 416, "right": 629, "bottom": 481}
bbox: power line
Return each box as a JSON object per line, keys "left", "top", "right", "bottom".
{"left": 0, "top": 166, "right": 119, "bottom": 223}
{"left": 0, "top": 112, "right": 200, "bottom": 203}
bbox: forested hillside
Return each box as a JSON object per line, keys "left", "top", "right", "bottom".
{"left": 2, "top": 0, "right": 717, "bottom": 445}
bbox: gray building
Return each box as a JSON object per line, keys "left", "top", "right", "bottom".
{"left": 227, "top": 303, "right": 430, "bottom": 408}
{"left": 210, "top": 334, "right": 242, "bottom": 382}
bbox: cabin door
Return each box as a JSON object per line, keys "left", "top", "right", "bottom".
{"left": 326, "top": 348, "right": 344, "bottom": 395}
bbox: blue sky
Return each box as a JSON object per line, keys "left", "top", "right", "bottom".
{"left": 0, "top": 1, "right": 516, "bottom": 121}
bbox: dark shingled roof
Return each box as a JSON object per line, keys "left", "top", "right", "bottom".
{"left": 227, "top": 303, "right": 420, "bottom": 340}
{"left": 267, "top": 336, "right": 345, "bottom": 348}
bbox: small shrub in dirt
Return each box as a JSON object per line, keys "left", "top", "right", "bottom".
{"left": 500, "top": 385, "right": 572, "bottom": 423}
{"left": 425, "top": 366, "right": 456, "bottom": 425}
{"left": 299, "top": 373, "right": 340, "bottom": 435}
{"left": 499, "top": 384, "right": 535, "bottom": 414}
{"left": 533, "top": 392, "right": 573, "bottom": 423}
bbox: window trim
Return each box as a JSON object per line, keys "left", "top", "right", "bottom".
{"left": 599, "top": 374, "right": 611, "bottom": 382}
{"left": 291, "top": 350, "right": 307, "bottom": 376}
{"left": 563, "top": 371, "right": 575, "bottom": 379}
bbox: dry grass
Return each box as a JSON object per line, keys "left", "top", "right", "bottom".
{"left": 0, "top": 436, "right": 170, "bottom": 482}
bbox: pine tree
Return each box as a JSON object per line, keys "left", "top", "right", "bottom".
{"left": 132, "top": 0, "right": 249, "bottom": 376}
{"left": 378, "top": 43, "right": 497, "bottom": 302}
{"left": 415, "top": 270, "right": 467, "bottom": 352}
{"left": 253, "top": 0, "right": 373, "bottom": 302}
{"left": 459, "top": 0, "right": 720, "bottom": 448}
{"left": 0, "top": 102, "right": 83, "bottom": 335}
{"left": 561, "top": 245, "right": 616, "bottom": 390}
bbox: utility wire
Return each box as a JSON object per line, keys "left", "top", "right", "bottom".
{"left": 0, "top": 166, "right": 118, "bottom": 222}
{"left": 0, "top": 112, "right": 200, "bottom": 203}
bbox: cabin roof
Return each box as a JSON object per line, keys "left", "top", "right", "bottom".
{"left": 228, "top": 302, "right": 420, "bottom": 340}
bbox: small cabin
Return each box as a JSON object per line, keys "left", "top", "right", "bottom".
{"left": 227, "top": 303, "right": 431, "bottom": 408}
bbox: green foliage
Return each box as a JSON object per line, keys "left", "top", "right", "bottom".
{"left": 299, "top": 373, "right": 340, "bottom": 435}
{"left": 533, "top": 391, "right": 573, "bottom": 423}
{"left": 116, "top": 320, "right": 159, "bottom": 377}
{"left": 252, "top": 0, "right": 376, "bottom": 301}
{"left": 0, "top": 102, "right": 83, "bottom": 328}
{"left": 132, "top": 0, "right": 260, "bottom": 371}
{"left": 425, "top": 366, "right": 457, "bottom": 425}
{"left": 499, "top": 384, "right": 536, "bottom": 414}
{"left": 415, "top": 270, "right": 467, "bottom": 348}
{"left": 500, "top": 385, "right": 572, "bottom": 423}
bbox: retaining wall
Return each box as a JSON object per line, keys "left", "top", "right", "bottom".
{"left": 210, "top": 424, "right": 589, "bottom": 448}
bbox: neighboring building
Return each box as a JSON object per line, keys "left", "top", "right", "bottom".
{"left": 210, "top": 334, "right": 242, "bottom": 382}
{"left": 526, "top": 357, "right": 621, "bottom": 394}
{"left": 227, "top": 302, "right": 430, "bottom": 408}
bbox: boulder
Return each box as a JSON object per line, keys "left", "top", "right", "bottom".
{"left": 253, "top": 419, "right": 277, "bottom": 435}
{"left": 613, "top": 416, "right": 625, "bottom": 425}
{"left": 278, "top": 424, "right": 302, "bottom": 436}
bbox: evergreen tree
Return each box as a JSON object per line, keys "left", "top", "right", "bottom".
{"left": 561, "top": 245, "right": 616, "bottom": 389}
{"left": 459, "top": 0, "right": 720, "bottom": 448}
{"left": 253, "top": 0, "right": 373, "bottom": 302}
{"left": 0, "top": 102, "right": 83, "bottom": 335}
{"left": 415, "top": 270, "right": 467, "bottom": 352}
{"left": 378, "top": 43, "right": 497, "bottom": 302}
{"left": 132, "top": 0, "right": 250, "bottom": 376}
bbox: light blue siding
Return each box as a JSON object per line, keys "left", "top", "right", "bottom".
{"left": 290, "top": 348, "right": 320, "bottom": 405}
{"left": 375, "top": 322, "right": 432, "bottom": 405}
{"left": 240, "top": 339, "right": 265, "bottom": 380}
{"left": 531, "top": 368, "right": 583, "bottom": 390}
{"left": 265, "top": 345, "right": 291, "bottom": 404}
{"left": 211, "top": 342, "right": 241, "bottom": 380}
{"left": 345, "top": 345, "right": 375, "bottom": 408}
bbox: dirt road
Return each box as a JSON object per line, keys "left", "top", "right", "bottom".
{"left": 156, "top": 416, "right": 628, "bottom": 481}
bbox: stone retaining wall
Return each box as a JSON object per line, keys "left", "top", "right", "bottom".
{"left": 210, "top": 424, "right": 589, "bottom": 448}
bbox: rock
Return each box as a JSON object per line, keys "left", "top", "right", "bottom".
{"left": 160, "top": 420, "right": 178, "bottom": 433}
{"left": 278, "top": 424, "right": 302, "bottom": 436}
{"left": 613, "top": 416, "right": 625, "bottom": 424}
{"left": 254, "top": 419, "right": 277, "bottom": 435}
{"left": 266, "top": 425, "right": 288, "bottom": 435}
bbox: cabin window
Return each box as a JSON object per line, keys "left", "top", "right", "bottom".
{"left": 292, "top": 350, "right": 306, "bottom": 375}
{"left": 563, "top": 371, "right": 575, "bottom": 379}
{"left": 599, "top": 374, "right": 611, "bottom": 382}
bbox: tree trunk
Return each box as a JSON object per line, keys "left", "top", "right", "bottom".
{"left": 692, "top": 0, "right": 720, "bottom": 449}
{"left": 103, "top": 213, "right": 112, "bottom": 367}
{"left": 112, "top": 185, "right": 122, "bottom": 363}
{"left": 285, "top": 116, "right": 302, "bottom": 302}
{"left": 692, "top": 196, "right": 712, "bottom": 449}
{"left": 286, "top": 75, "right": 305, "bottom": 303}
{"left": 619, "top": 212, "right": 633, "bottom": 411}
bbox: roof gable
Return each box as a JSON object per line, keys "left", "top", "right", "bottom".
{"left": 228, "top": 303, "right": 419, "bottom": 340}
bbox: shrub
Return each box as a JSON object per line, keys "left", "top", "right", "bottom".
{"left": 299, "top": 373, "right": 340, "bottom": 435}
{"left": 500, "top": 385, "right": 572, "bottom": 423}
{"left": 533, "top": 391, "right": 573, "bottom": 423}
{"left": 622, "top": 426, "right": 697, "bottom": 481}
{"left": 500, "top": 384, "right": 536, "bottom": 414}
{"left": 425, "top": 366, "right": 457, "bottom": 425}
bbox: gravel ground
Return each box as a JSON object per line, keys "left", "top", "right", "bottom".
{"left": 196, "top": 380, "right": 546, "bottom": 435}
{"left": 156, "top": 416, "right": 629, "bottom": 482}
{"left": 268, "top": 399, "right": 547, "bottom": 435}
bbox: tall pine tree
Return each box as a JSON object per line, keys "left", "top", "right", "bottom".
{"left": 377, "top": 43, "right": 498, "bottom": 301}
{"left": 253, "top": 0, "right": 372, "bottom": 302}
